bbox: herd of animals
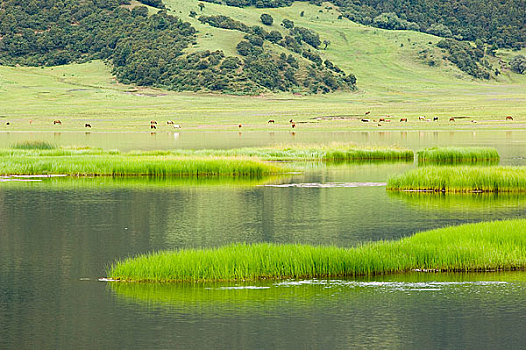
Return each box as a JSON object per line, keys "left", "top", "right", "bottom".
{"left": 0, "top": 115, "right": 517, "bottom": 129}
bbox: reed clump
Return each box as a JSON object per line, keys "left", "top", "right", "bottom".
{"left": 107, "top": 219, "right": 526, "bottom": 282}
{"left": 387, "top": 166, "right": 526, "bottom": 193}
{"left": 417, "top": 147, "right": 500, "bottom": 164}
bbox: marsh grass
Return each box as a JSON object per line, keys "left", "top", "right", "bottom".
{"left": 129, "top": 143, "right": 414, "bottom": 161}
{"left": 387, "top": 166, "right": 526, "bottom": 192}
{"left": 0, "top": 148, "right": 286, "bottom": 177}
{"left": 0, "top": 144, "right": 412, "bottom": 177}
{"left": 107, "top": 219, "right": 526, "bottom": 282}
{"left": 417, "top": 147, "right": 500, "bottom": 165}
{"left": 12, "top": 140, "right": 56, "bottom": 150}
{"left": 0, "top": 155, "right": 283, "bottom": 177}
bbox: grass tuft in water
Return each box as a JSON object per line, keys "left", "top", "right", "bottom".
{"left": 12, "top": 141, "right": 56, "bottom": 150}
{"left": 387, "top": 166, "right": 526, "bottom": 193}
{"left": 107, "top": 219, "right": 526, "bottom": 282}
{"left": 126, "top": 143, "right": 414, "bottom": 162}
{"left": 417, "top": 147, "right": 500, "bottom": 164}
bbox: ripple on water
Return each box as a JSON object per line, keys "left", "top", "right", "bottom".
{"left": 274, "top": 279, "right": 508, "bottom": 292}
{"left": 260, "top": 182, "right": 387, "bottom": 188}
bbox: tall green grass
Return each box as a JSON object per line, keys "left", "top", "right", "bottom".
{"left": 387, "top": 166, "right": 526, "bottom": 192}
{"left": 107, "top": 219, "right": 526, "bottom": 282}
{"left": 129, "top": 143, "right": 414, "bottom": 161}
{"left": 417, "top": 147, "right": 500, "bottom": 164}
{"left": 0, "top": 150, "right": 285, "bottom": 177}
{"left": 0, "top": 144, "right": 411, "bottom": 177}
{"left": 11, "top": 141, "right": 56, "bottom": 150}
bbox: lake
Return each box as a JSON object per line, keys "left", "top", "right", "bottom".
{"left": 1, "top": 130, "right": 525, "bottom": 349}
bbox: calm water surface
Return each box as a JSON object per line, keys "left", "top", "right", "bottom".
{"left": 1, "top": 131, "right": 526, "bottom": 349}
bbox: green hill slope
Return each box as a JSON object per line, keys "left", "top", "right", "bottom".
{"left": 0, "top": 0, "right": 525, "bottom": 130}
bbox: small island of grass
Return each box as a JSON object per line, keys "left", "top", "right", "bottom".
{"left": 387, "top": 166, "right": 526, "bottom": 193}
{"left": 417, "top": 147, "right": 500, "bottom": 164}
{"left": 107, "top": 219, "right": 526, "bottom": 282}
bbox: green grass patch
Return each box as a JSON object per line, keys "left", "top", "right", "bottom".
{"left": 0, "top": 148, "right": 285, "bottom": 177}
{"left": 0, "top": 144, "right": 411, "bottom": 177}
{"left": 150, "top": 143, "right": 414, "bottom": 161}
{"left": 387, "top": 166, "right": 526, "bottom": 192}
{"left": 107, "top": 219, "right": 526, "bottom": 282}
{"left": 417, "top": 147, "right": 500, "bottom": 164}
{"left": 11, "top": 140, "right": 57, "bottom": 150}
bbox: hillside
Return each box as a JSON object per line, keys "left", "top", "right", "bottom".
{"left": 0, "top": 0, "right": 525, "bottom": 130}
{"left": 0, "top": 0, "right": 356, "bottom": 94}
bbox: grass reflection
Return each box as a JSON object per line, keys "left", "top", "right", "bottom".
{"left": 108, "top": 271, "right": 526, "bottom": 312}
{"left": 389, "top": 191, "right": 526, "bottom": 211}
{"left": 0, "top": 175, "right": 290, "bottom": 190}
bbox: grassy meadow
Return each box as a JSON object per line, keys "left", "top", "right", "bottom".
{"left": 387, "top": 166, "right": 526, "bottom": 192}
{"left": 107, "top": 219, "right": 526, "bottom": 282}
{"left": 0, "top": 2, "right": 524, "bottom": 132}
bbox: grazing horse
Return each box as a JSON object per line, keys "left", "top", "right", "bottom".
{"left": 506, "top": 116, "right": 514, "bottom": 121}
{"left": 449, "top": 117, "right": 455, "bottom": 122}
{"left": 289, "top": 119, "right": 294, "bottom": 123}
{"left": 150, "top": 120, "right": 157, "bottom": 125}
{"left": 29, "top": 120, "right": 33, "bottom": 125}
{"left": 150, "top": 124, "right": 156, "bottom": 129}
{"left": 53, "top": 120, "right": 62, "bottom": 125}
{"left": 400, "top": 118, "right": 407, "bottom": 122}
{"left": 172, "top": 124, "right": 181, "bottom": 129}
{"left": 268, "top": 119, "right": 275, "bottom": 123}
{"left": 361, "top": 118, "right": 370, "bottom": 122}
{"left": 418, "top": 116, "right": 425, "bottom": 121}
{"left": 379, "top": 118, "right": 385, "bottom": 122}
{"left": 291, "top": 122, "right": 296, "bottom": 128}
{"left": 6, "top": 122, "right": 10, "bottom": 126}
{"left": 166, "top": 120, "right": 174, "bottom": 125}
{"left": 238, "top": 124, "right": 242, "bottom": 128}
{"left": 85, "top": 123, "right": 91, "bottom": 128}
{"left": 365, "top": 111, "right": 371, "bottom": 115}
{"left": 433, "top": 117, "right": 439, "bottom": 121}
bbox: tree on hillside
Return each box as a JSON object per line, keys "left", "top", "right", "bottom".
{"left": 260, "top": 14, "right": 273, "bottom": 26}
{"left": 282, "top": 19, "right": 294, "bottom": 29}
{"left": 323, "top": 39, "right": 330, "bottom": 49}
{"left": 510, "top": 55, "right": 526, "bottom": 74}
{"left": 198, "top": 3, "right": 205, "bottom": 11}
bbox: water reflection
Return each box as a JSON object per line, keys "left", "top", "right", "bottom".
{"left": 389, "top": 192, "right": 526, "bottom": 212}
{"left": 109, "top": 272, "right": 526, "bottom": 313}
{"left": 105, "top": 272, "right": 526, "bottom": 349}
{"left": 0, "top": 130, "right": 525, "bottom": 166}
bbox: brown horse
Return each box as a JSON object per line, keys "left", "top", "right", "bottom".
{"left": 400, "top": 118, "right": 407, "bottom": 122}
{"left": 85, "top": 124, "right": 92, "bottom": 128}
{"left": 449, "top": 117, "right": 455, "bottom": 122}
{"left": 53, "top": 120, "right": 62, "bottom": 125}
{"left": 506, "top": 116, "right": 514, "bottom": 121}
{"left": 150, "top": 124, "right": 156, "bottom": 129}
{"left": 268, "top": 119, "right": 275, "bottom": 123}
